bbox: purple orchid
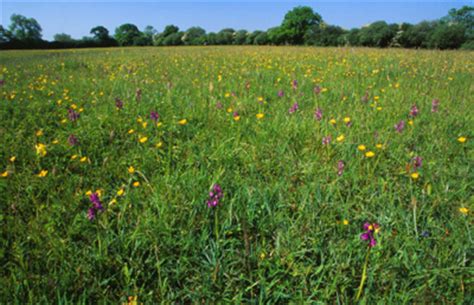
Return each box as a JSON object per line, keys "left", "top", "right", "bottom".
{"left": 360, "top": 222, "right": 380, "bottom": 247}
{"left": 207, "top": 184, "right": 223, "bottom": 208}
{"left": 394, "top": 120, "right": 405, "bottom": 133}
{"left": 314, "top": 107, "right": 323, "bottom": 121}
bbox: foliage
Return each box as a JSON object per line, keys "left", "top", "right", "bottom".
{"left": 280, "top": 6, "right": 322, "bottom": 44}
{"left": 114, "top": 23, "right": 142, "bottom": 46}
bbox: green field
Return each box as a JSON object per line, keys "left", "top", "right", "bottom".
{"left": 0, "top": 46, "right": 473, "bottom": 303}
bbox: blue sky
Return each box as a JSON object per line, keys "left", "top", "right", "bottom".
{"left": 1, "top": 1, "right": 471, "bottom": 40}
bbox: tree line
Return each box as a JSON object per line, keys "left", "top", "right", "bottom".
{"left": 1, "top": 6, "right": 472, "bottom": 50}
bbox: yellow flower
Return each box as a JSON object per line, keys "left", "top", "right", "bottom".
{"left": 259, "top": 252, "right": 266, "bottom": 260}
{"left": 156, "top": 122, "right": 163, "bottom": 127}
{"left": 376, "top": 143, "right": 384, "bottom": 149}
{"left": 233, "top": 115, "right": 241, "bottom": 121}
{"left": 258, "top": 96, "right": 264, "bottom": 102}
{"left": 36, "top": 130, "right": 43, "bottom": 137}
{"left": 109, "top": 198, "right": 117, "bottom": 206}
{"left": 459, "top": 207, "right": 469, "bottom": 215}
{"left": 224, "top": 92, "right": 230, "bottom": 98}
{"left": 52, "top": 139, "right": 59, "bottom": 144}
{"left": 35, "top": 143, "right": 47, "bottom": 157}
{"left": 227, "top": 107, "right": 233, "bottom": 113}
{"left": 133, "top": 181, "right": 140, "bottom": 187}
{"left": 86, "top": 190, "right": 93, "bottom": 196}
{"left": 38, "top": 169, "right": 48, "bottom": 177}
{"left": 411, "top": 172, "right": 419, "bottom": 180}
{"left": 80, "top": 156, "right": 88, "bottom": 163}
{"left": 365, "top": 151, "right": 375, "bottom": 158}
{"left": 156, "top": 141, "right": 163, "bottom": 148}
{"left": 178, "top": 119, "right": 188, "bottom": 125}
{"left": 128, "top": 166, "right": 135, "bottom": 174}
{"left": 336, "top": 135, "right": 345, "bottom": 142}
{"left": 117, "top": 188, "right": 125, "bottom": 196}
{"left": 343, "top": 117, "right": 351, "bottom": 124}
{"left": 71, "top": 154, "right": 78, "bottom": 160}
{"left": 343, "top": 219, "right": 349, "bottom": 225}
{"left": 61, "top": 118, "right": 67, "bottom": 124}
{"left": 9, "top": 156, "right": 16, "bottom": 162}
{"left": 139, "top": 136, "right": 148, "bottom": 143}
{"left": 329, "top": 118, "right": 337, "bottom": 125}
{"left": 128, "top": 129, "right": 135, "bottom": 134}
{"left": 256, "top": 113, "right": 264, "bottom": 119}
{"left": 408, "top": 120, "right": 414, "bottom": 126}
{"left": 1, "top": 171, "right": 8, "bottom": 177}
{"left": 142, "top": 122, "right": 148, "bottom": 129}
{"left": 358, "top": 145, "right": 366, "bottom": 151}
{"left": 376, "top": 107, "right": 383, "bottom": 111}
{"left": 457, "top": 136, "right": 467, "bottom": 143}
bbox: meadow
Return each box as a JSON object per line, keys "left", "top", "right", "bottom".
{"left": 0, "top": 46, "right": 473, "bottom": 304}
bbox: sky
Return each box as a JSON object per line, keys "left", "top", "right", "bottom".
{"left": 1, "top": 1, "right": 471, "bottom": 40}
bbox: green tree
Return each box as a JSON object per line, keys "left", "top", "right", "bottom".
{"left": 216, "top": 28, "right": 235, "bottom": 45}
{"left": 246, "top": 31, "right": 263, "bottom": 45}
{"left": 8, "top": 14, "right": 42, "bottom": 41}
{"left": 429, "top": 23, "right": 466, "bottom": 49}
{"left": 305, "top": 24, "right": 346, "bottom": 46}
{"left": 53, "top": 33, "right": 74, "bottom": 43}
{"left": 267, "top": 27, "right": 287, "bottom": 45}
{"left": 358, "top": 21, "right": 397, "bottom": 47}
{"left": 90, "top": 26, "right": 110, "bottom": 41}
{"left": 114, "top": 23, "right": 141, "bottom": 46}
{"left": 399, "top": 21, "right": 437, "bottom": 48}
{"left": 0, "top": 25, "right": 12, "bottom": 43}
{"left": 183, "top": 27, "right": 206, "bottom": 45}
{"left": 280, "top": 6, "right": 322, "bottom": 44}
{"left": 346, "top": 28, "right": 361, "bottom": 46}
{"left": 233, "top": 30, "right": 248, "bottom": 45}
{"left": 254, "top": 31, "right": 269, "bottom": 45}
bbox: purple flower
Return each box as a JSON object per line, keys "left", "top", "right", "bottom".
{"left": 207, "top": 184, "right": 223, "bottom": 208}
{"left": 0, "top": 79, "right": 5, "bottom": 86}
{"left": 68, "top": 108, "right": 80, "bottom": 122}
{"left": 394, "top": 120, "right": 405, "bottom": 133}
{"left": 68, "top": 134, "right": 79, "bottom": 146}
{"left": 314, "top": 107, "right": 323, "bottom": 121}
{"left": 115, "top": 97, "right": 123, "bottom": 110}
{"left": 360, "top": 222, "right": 380, "bottom": 247}
{"left": 150, "top": 111, "right": 160, "bottom": 122}
{"left": 87, "top": 192, "right": 103, "bottom": 221}
{"left": 337, "top": 160, "right": 345, "bottom": 176}
{"left": 136, "top": 88, "right": 142, "bottom": 102}
{"left": 431, "top": 99, "right": 439, "bottom": 113}
{"left": 412, "top": 156, "right": 422, "bottom": 170}
{"left": 409, "top": 104, "right": 419, "bottom": 117}
{"left": 278, "top": 90, "right": 284, "bottom": 97}
{"left": 314, "top": 85, "right": 321, "bottom": 95}
{"left": 233, "top": 111, "right": 239, "bottom": 118}
{"left": 322, "top": 136, "right": 331, "bottom": 146}
{"left": 216, "top": 101, "right": 223, "bottom": 109}
{"left": 292, "top": 80, "right": 298, "bottom": 90}
{"left": 288, "top": 102, "right": 299, "bottom": 114}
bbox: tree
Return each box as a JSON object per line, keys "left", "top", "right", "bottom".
{"left": 254, "top": 31, "right": 269, "bottom": 45}
{"left": 183, "top": 27, "right": 206, "bottom": 45}
{"left": 233, "top": 30, "right": 248, "bottom": 45}
{"left": 358, "top": 21, "right": 397, "bottom": 47}
{"left": 8, "top": 14, "right": 42, "bottom": 41}
{"left": 429, "top": 23, "right": 466, "bottom": 49}
{"left": 305, "top": 24, "right": 346, "bottom": 46}
{"left": 114, "top": 23, "right": 141, "bottom": 46}
{"left": 216, "top": 28, "right": 235, "bottom": 45}
{"left": 280, "top": 6, "right": 322, "bottom": 44}
{"left": 346, "top": 28, "right": 361, "bottom": 46}
{"left": 162, "top": 32, "right": 183, "bottom": 46}
{"left": 142, "top": 25, "right": 156, "bottom": 45}
{"left": 0, "top": 25, "right": 12, "bottom": 43}
{"left": 267, "top": 27, "right": 287, "bottom": 45}
{"left": 90, "top": 26, "right": 110, "bottom": 42}
{"left": 246, "top": 31, "right": 263, "bottom": 45}
{"left": 53, "top": 33, "right": 74, "bottom": 42}
{"left": 399, "top": 21, "right": 437, "bottom": 48}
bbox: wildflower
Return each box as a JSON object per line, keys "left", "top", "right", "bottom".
{"left": 1, "top": 171, "right": 8, "bottom": 177}
{"left": 35, "top": 143, "right": 47, "bottom": 157}
{"left": 337, "top": 160, "right": 345, "bottom": 176}
{"left": 360, "top": 222, "right": 380, "bottom": 247}
{"left": 314, "top": 85, "right": 321, "bottom": 95}
{"left": 288, "top": 102, "right": 299, "bottom": 114}
{"left": 459, "top": 207, "right": 469, "bottom": 215}
{"left": 128, "top": 166, "right": 135, "bottom": 174}
{"left": 278, "top": 90, "right": 284, "bottom": 97}
{"left": 68, "top": 108, "right": 80, "bottom": 121}
{"left": 291, "top": 79, "right": 298, "bottom": 90}
{"left": 178, "top": 119, "right": 188, "bottom": 125}
{"left": 256, "top": 113, "right": 264, "bottom": 119}
{"left": 376, "top": 143, "right": 384, "bottom": 149}
{"left": 117, "top": 188, "right": 125, "bottom": 196}
{"left": 215, "top": 101, "right": 223, "bottom": 109}
{"left": 156, "top": 142, "right": 163, "bottom": 148}
{"left": 411, "top": 172, "right": 419, "bottom": 180}
{"left": 80, "top": 156, "right": 88, "bottom": 163}
{"left": 136, "top": 88, "right": 142, "bottom": 102}
{"left": 408, "top": 120, "right": 414, "bottom": 126}
{"left": 115, "top": 97, "right": 123, "bottom": 110}
{"left": 329, "top": 118, "right": 336, "bottom": 125}
{"left": 38, "top": 169, "right": 48, "bottom": 177}
{"left": 36, "top": 130, "right": 44, "bottom": 136}
{"left": 139, "top": 136, "right": 148, "bottom": 143}
{"left": 0, "top": 79, "right": 4, "bottom": 86}
{"left": 431, "top": 99, "right": 439, "bottom": 113}
{"left": 227, "top": 107, "right": 233, "bottom": 113}
{"left": 52, "top": 139, "right": 59, "bottom": 145}
{"left": 233, "top": 111, "right": 240, "bottom": 121}
{"left": 365, "top": 151, "right": 375, "bottom": 158}
{"left": 133, "top": 181, "right": 140, "bottom": 187}
{"left": 336, "top": 135, "right": 345, "bottom": 142}
{"left": 409, "top": 104, "right": 419, "bottom": 117}
{"left": 412, "top": 156, "right": 422, "bottom": 170}
{"left": 10, "top": 156, "right": 16, "bottom": 162}
{"left": 128, "top": 129, "right": 135, "bottom": 134}
{"left": 207, "top": 184, "right": 223, "bottom": 208}
{"left": 71, "top": 154, "right": 78, "bottom": 160}
{"left": 394, "top": 120, "right": 405, "bottom": 133}
{"left": 457, "top": 136, "right": 467, "bottom": 143}
{"left": 322, "top": 136, "right": 331, "bottom": 146}
{"left": 87, "top": 192, "right": 103, "bottom": 221}
{"left": 142, "top": 122, "right": 148, "bottom": 129}
{"left": 314, "top": 107, "right": 322, "bottom": 121}
{"left": 343, "top": 117, "right": 351, "bottom": 124}
{"left": 358, "top": 145, "right": 366, "bottom": 151}
{"left": 68, "top": 134, "right": 79, "bottom": 146}
{"left": 343, "top": 219, "right": 349, "bottom": 225}
{"left": 150, "top": 111, "right": 159, "bottom": 122}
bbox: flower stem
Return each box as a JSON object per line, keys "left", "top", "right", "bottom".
{"left": 356, "top": 247, "right": 371, "bottom": 301}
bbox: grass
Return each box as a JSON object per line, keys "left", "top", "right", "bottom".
{"left": 0, "top": 46, "right": 473, "bottom": 304}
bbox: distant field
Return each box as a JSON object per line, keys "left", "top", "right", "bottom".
{"left": 0, "top": 46, "right": 472, "bottom": 303}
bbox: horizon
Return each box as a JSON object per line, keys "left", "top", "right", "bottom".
{"left": 1, "top": 1, "right": 471, "bottom": 41}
